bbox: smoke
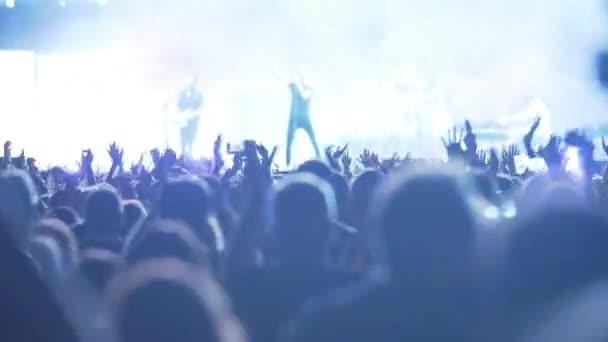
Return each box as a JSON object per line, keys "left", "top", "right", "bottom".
{"left": 1, "top": 0, "right": 608, "bottom": 164}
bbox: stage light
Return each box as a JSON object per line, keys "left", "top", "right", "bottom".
{"left": 59, "top": 0, "right": 65, "bottom": 7}
{"left": 5, "top": 0, "right": 15, "bottom": 8}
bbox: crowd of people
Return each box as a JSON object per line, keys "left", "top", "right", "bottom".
{"left": 2, "top": 116, "right": 608, "bottom": 342}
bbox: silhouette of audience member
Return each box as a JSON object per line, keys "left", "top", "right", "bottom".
{"left": 36, "top": 218, "right": 79, "bottom": 273}
{"left": 79, "top": 248, "right": 120, "bottom": 293}
{"left": 348, "top": 170, "right": 383, "bottom": 230}
{"left": 328, "top": 172, "right": 349, "bottom": 222}
{"left": 122, "top": 199, "right": 147, "bottom": 238}
{"left": 76, "top": 185, "right": 124, "bottom": 252}
{"left": 283, "top": 166, "right": 479, "bottom": 342}
{"left": 30, "top": 235, "right": 63, "bottom": 282}
{"left": 125, "top": 219, "right": 209, "bottom": 267}
{"left": 501, "top": 208, "right": 608, "bottom": 340}
{"left": 107, "top": 258, "right": 246, "bottom": 342}
{"left": 228, "top": 173, "right": 355, "bottom": 342}
{"left": 204, "top": 176, "right": 239, "bottom": 239}
{"left": 0, "top": 216, "right": 79, "bottom": 342}
{"left": 160, "top": 177, "right": 224, "bottom": 266}
{"left": 296, "top": 160, "right": 357, "bottom": 271}
{"left": 49, "top": 206, "right": 81, "bottom": 228}
{"left": 0, "top": 169, "right": 39, "bottom": 251}
{"left": 347, "top": 170, "right": 383, "bottom": 271}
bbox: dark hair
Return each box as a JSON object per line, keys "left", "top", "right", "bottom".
{"left": 36, "top": 218, "right": 79, "bottom": 271}
{"left": 85, "top": 186, "right": 123, "bottom": 230}
{"left": 273, "top": 173, "right": 336, "bottom": 262}
{"left": 30, "top": 236, "right": 63, "bottom": 282}
{"left": 79, "top": 248, "right": 120, "bottom": 293}
{"left": 106, "top": 258, "right": 246, "bottom": 342}
{"left": 370, "top": 166, "right": 476, "bottom": 282}
{"left": 349, "top": 170, "right": 383, "bottom": 228}
{"left": 49, "top": 206, "right": 81, "bottom": 227}
{"left": 123, "top": 200, "right": 147, "bottom": 238}
{"left": 125, "top": 219, "right": 208, "bottom": 267}
{"left": 505, "top": 208, "right": 608, "bottom": 313}
{"left": 160, "top": 178, "right": 210, "bottom": 232}
{"left": 328, "top": 172, "right": 349, "bottom": 221}
{"left": 297, "top": 160, "right": 332, "bottom": 180}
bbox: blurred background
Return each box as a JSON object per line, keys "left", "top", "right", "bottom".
{"left": 0, "top": 0, "right": 607, "bottom": 167}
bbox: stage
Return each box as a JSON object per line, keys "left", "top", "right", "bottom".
{"left": 1, "top": 0, "right": 608, "bottom": 168}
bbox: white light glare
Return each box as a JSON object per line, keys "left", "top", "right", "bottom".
{"left": 5, "top": 0, "right": 15, "bottom": 8}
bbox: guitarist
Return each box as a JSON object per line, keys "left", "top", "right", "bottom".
{"left": 176, "top": 77, "right": 203, "bottom": 156}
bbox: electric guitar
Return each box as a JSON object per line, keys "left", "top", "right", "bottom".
{"left": 171, "top": 109, "right": 200, "bottom": 129}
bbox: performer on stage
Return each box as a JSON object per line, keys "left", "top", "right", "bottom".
{"left": 176, "top": 77, "right": 203, "bottom": 156}
{"left": 285, "top": 76, "right": 320, "bottom": 165}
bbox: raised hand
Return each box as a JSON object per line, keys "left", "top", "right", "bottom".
{"left": 79, "top": 149, "right": 95, "bottom": 185}
{"left": 325, "top": 145, "right": 347, "bottom": 171}
{"left": 487, "top": 148, "right": 500, "bottom": 177}
{"left": 565, "top": 129, "right": 595, "bottom": 175}
{"left": 358, "top": 149, "right": 380, "bottom": 169}
{"left": 475, "top": 149, "right": 488, "bottom": 167}
{"left": 150, "top": 148, "right": 161, "bottom": 167}
{"left": 463, "top": 119, "right": 478, "bottom": 153}
{"left": 82, "top": 149, "right": 94, "bottom": 168}
{"left": 231, "top": 151, "right": 244, "bottom": 173}
{"left": 502, "top": 144, "right": 519, "bottom": 175}
{"left": 162, "top": 148, "right": 178, "bottom": 169}
{"left": 341, "top": 150, "right": 352, "bottom": 176}
{"left": 107, "top": 142, "right": 124, "bottom": 168}
{"left": 2, "top": 141, "right": 11, "bottom": 168}
{"left": 14, "top": 149, "right": 26, "bottom": 169}
{"left": 26, "top": 157, "right": 37, "bottom": 172}
{"left": 602, "top": 137, "right": 608, "bottom": 158}
{"left": 441, "top": 127, "right": 464, "bottom": 160}
{"left": 210, "top": 134, "right": 225, "bottom": 176}
{"left": 565, "top": 129, "right": 594, "bottom": 155}
{"left": 538, "top": 135, "right": 563, "bottom": 171}
{"left": 325, "top": 145, "right": 337, "bottom": 169}
{"left": 257, "top": 143, "right": 277, "bottom": 169}
{"left": 333, "top": 144, "right": 348, "bottom": 160}
{"left": 381, "top": 153, "right": 402, "bottom": 172}
{"left": 524, "top": 117, "right": 541, "bottom": 158}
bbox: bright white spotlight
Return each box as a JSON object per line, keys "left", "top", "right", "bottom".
{"left": 5, "top": 0, "right": 15, "bottom": 8}
{"left": 59, "top": 0, "right": 66, "bottom": 7}
{"left": 96, "top": 0, "right": 108, "bottom": 6}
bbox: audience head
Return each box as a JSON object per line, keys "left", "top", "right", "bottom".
{"left": 106, "top": 258, "right": 246, "bottom": 342}
{"left": 49, "top": 206, "right": 81, "bottom": 227}
{"left": 30, "top": 236, "right": 63, "bottom": 282}
{"left": 125, "top": 219, "right": 208, "bottom": 267}
{"left": 328, "top": 172, "right": 349, "bottom": 222}
{"left": 123, "top": 199, "right": 147, "bottom": 237}
{"left": 370, "top": 166, "right": 476, "bottom": 286}
{"left": 79, "top": 248, "right": 120, "bottom": 293}
{"left": 35, "top": 218, "right": 78, "bottom": 272}
{"left": 349, "top": 170, "right": 383, "bottom": 229}
{"left": 84, "top": 185, "right": 123, "bottom": 232}
{"left": 0, "top": 215, "right": 79, "bottom": 342}
{"left": 505, "top": 208, "right": 608, "bottom": 314}
{"left": 160, "top": 177, "right": 210, "bottom": 233}
{"left": 0, "top": 169, "right": 39, "bottom": 248}
{"left": 272, "top": 173, "right": 336, "bottom": 264}
{"left": 297, "top": 160, "right": 332, "bottom": 181}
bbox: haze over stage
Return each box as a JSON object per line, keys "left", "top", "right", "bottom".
{"left": 0, "top": 0, "right": 607, "bottom": 167}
